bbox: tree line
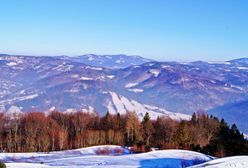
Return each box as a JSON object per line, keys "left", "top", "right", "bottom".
{"left": 0, "top": 111, "right": 247, "bottom": 157}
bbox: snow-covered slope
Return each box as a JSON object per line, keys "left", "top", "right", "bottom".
{"left": 108, "top": 92, "right": 191, "bottom": 121}
{"left": 190, "top": 156, "right": 248, "bottom": 168}
{"left": 0, "top": 145, "right": 213, "bottom": 168}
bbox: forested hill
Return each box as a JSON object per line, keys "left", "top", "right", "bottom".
{"left": 0, "top": 111, "right": 247, "bottom": 157}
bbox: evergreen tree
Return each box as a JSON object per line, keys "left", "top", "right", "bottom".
{"left": 191, "top": 112, "right": 197, "bottom": 125}
{"left": 173, "top": 121, "right": 190, "bottom": 148}
{"left": 101, "top": 111, "right": 113, "bottom": 131}
{"left": 141, "top": 112, "right": 154, "bottom": 146}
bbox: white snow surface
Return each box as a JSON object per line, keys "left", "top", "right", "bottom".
{"left": 87, "top": 55, "right": 95, "bottom": 61}
{"left": 128, "top": 88, "right": 144, "bottom": 93}
{"left": 0, "top": 94, "right": 39, "bottom": 104}
{"left": 85, "top": 66, "right": 103, "bottom": 70}
{"left": 0, "top": 145, "right": 214, "bottom": 168}
{"left": 109, "top": 92, "right": 127, "bottom": 115}
{"left": 149, "top": 69, "right": 160, "bottom": 77}
{"left": 6, "top": 62, "right": 18, "bottom": 66}
{"left": 108, "top": 92, "right": 191, "bottom": 121}
{"left": 80, "top": 76, "right": 93, "bottom": 80}
{"left": 5, "top": 106, "right": 23, "bottom": 118}
{"left": 207, "top": 61, "right": 231, "bottom": 65}
{"left": 125, "top": 82, "right": 139, "bottom": 88}
{"left": 190, "top": 156, "right": 248, "bottom": 168}
{"left": 106, "top": 75, "right": 115, "bottom": 79}
{"left": 237, "top": 66, "right": 248, "bottom": 70}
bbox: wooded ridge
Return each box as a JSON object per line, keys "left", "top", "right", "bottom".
{"left": 0, "top": 111, "right": 247, "bottom": 157}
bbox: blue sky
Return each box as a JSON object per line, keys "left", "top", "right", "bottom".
{"left": 0, "top": 0, "right": 248, "bottom": 61}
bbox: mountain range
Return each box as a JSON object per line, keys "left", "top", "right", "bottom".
{"left": 0, "top": 54, "right": 248, "bottom": 132}
{"left": 55, "top": 54, "right": 154, "bottom": 69}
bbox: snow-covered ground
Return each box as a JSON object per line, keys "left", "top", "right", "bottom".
{"left": 190, "top": 156, "right": 248, "bottom": 168}
{"left": 0, "top": 145, "right": 214, "bottom": 168}
{"left": 1, "top": 145, "right": 247, "bottom": 168}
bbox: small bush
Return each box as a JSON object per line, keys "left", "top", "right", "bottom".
{"left": 113, "top": 148, "right": 124, "bottom": 155}
{"left": 0, "top": 162, "right": 6, "bottom": 168}
{"left": 130, "top": 144, "right": 150, "bottom": 153}
{"left": 95, "top": 147, "right": 111, "bottom": 155}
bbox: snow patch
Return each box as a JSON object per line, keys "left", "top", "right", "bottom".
{"left": 109, "top": 92, "right": 126, "bottom": 115}
{"left": 208, "top": 61, "right": 231, "bottom": 65}
{"left": 20, "top": 90, "right": 25, "bottom": 94}
{"left": 6, "top": 62, "right": 18, "bottom": 66}
{"left": 81, "top": 106, "right": 95, "bottom": 113}
{"left": 107, "top": 101, "right": 117, "bottom": 114}
{"left": 5, "top": 106, "right": 23, "bottom": 118}
{"left": 116, "top": 59, "right": 123, "bottom": 64}
{"left": 80, "top": 76, "right": 93, "bottom": 80}
{"left": 106, "top": 75, "right": 115, "bottom": 79}
{"left": 0, "top": 94, "right": 40, "bottom": 104}
{"left": 230, "top": 85, "right": 243, "bottom": 90}
{"left": 20, "top": 94, "right": 39, "bottom": 100}
{"left": 53, "top": 64, "right": 74, "bottom": 72}
{"left": 149, "top": 69, "right": 160, "bottom": 77}
{"left": 64, "top": 108, "right": 77, "bottom": 113}
{"left": 87, "top": 55, "right": 95, "bottom": 61}
{"left": 125, "top": 82, "right": 138, "bottom": 88}
{"left": 237, "top": 66, "right": 248, "bottom": 70}
{"left": 128, "top": 88, "right": 144, "bottom": 93}
{"left": 162, "top": 65, "right": 171, "bottom": 68}
{"left": 85, "top": 66, "right": 102, "bottom": 70}
{"left": 48, "top": 106, "right": 56, "bottom": 112}
{"left": 148, "top": 63, "right": 155, "bottom": 66}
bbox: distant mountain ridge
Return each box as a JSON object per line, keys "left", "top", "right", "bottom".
{"left": 0, "top": 53, "right": 154, "bottom": 69}
{"left": 56, "top": 54, "right": 154, "bottom": 68}
{"left": 0, "top": 54, "right": 248, "bottom": 132}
